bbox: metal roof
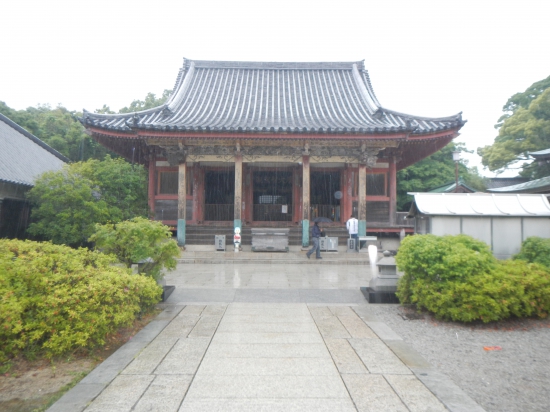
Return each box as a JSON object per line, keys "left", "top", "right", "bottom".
{"left": 530, "top": 148, "right": 550, "bottom": 159}
{"left": 428, "top": 178, "right": 477, "bottom": 193}
{"left": 408, "top": 193, "right": 550, "bottom": 217}
{"left": 82, "top": 58, "right": 465, "bottom": 136}
{"left": 487, "top": 175, "right": 550, "bottom": 194}
{"left": 0, "top": 113, "right": 67, "bottom": 186}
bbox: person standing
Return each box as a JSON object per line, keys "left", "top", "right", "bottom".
{"left": 346, "top": 215, "right": 359, "bottom": 251}
{"left": 306, "top": 221, "right": 322, "bottom": 259}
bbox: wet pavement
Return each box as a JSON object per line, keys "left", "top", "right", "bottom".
{"left": 48, "top": 257, "right": 485, "bottom": 412}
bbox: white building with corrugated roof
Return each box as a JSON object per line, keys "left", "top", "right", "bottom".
{"left": 407, "top": 192, "right": 550, "bottom": 259}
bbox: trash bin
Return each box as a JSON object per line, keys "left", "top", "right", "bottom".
{"left": 215, "top": 235, "right": 226, "bottom": 251}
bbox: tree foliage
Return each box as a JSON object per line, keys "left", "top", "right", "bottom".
{"left": 89, "top": 217, "right": 180, "bottom": 281}
{"left": 0, "top": 101, "right": 110, "bottom": 162}
{"left": 0, "top": 90, "right": 171, "bottom": 162}
{"left": 478, "top": 76, "right": 550, "bottom": 178}
{"left": 397, "top": 143, "right": 486, "bottom": 211}
{"left": 27, "top": 157, "right": 148, "bottom": 247}
{"left": 118, "top": 90, "right": 172, "bottom": 113}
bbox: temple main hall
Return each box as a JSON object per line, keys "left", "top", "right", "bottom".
{"left": 81, "top": 58, "right": 465, "bottom": 246}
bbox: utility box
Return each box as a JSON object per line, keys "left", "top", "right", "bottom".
{"left": 320, "top": 237, "right": 338, "bottom": 252}
{"left": 251, "top": 228, "right": 289, "bottom": 252}
{"left": 215, "top": 235, "right": 226, "bottom": 251}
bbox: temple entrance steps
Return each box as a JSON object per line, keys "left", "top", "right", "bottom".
{"left": 183, "top": 225, "right": 356, "bottom": 247}
{"left": 184, "top": 225, "right": 304, "bottom": 246}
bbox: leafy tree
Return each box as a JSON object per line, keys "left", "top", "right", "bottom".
{"left": 0, "top": 102, "right": 111, "bottom": 161}
{"left": 27, "top": 157, "right": 148, "bottom": 247}
{"left": 397, "top": 143, "right": 486, "bottom": 211}
{"left": 27, "top": 167, "right": 110, "bottom": 246}
{"left": 478, "top": 76, "right": 550, "bottom": 178}
{"left": 118, "top": 90, "right": 171, "bottom": 113}
{"left": 89, "top": 217, "right": 180, "bottom": 281}
{"left": 73, "top": 156, "right": 149, "bottom": 221}
{"left": 0, "top": 90, "right": 171, "bottom": 162}
{"left": 496, "top": 75, "right": 550, "bottom": 128}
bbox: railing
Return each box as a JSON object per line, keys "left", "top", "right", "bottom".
{"left": 310, "top": 204, "right": 340, "bottom": 221}
{"left": 396, "top": 212, "right": 415, "bottom": 227}
{"left": 253, "top": 204, "right": 293, "bottom": 221}
{"left": 204, "top": 204, "right": 233, "bottom": 221}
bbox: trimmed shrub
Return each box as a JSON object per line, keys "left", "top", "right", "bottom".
{"left": 395, "top": 234, "right": 550, "bottom": 323}
{"left": 0, "top": 240, "right": 161, "bottom": 361}
{"left": 514, "top": 236, "right": 550, "bottom": 269}
{"left": 89, "top": 217, "right": 180, "bottom": 281}
{"left": 395, "top": 234, "right": 496, "bottom": 303}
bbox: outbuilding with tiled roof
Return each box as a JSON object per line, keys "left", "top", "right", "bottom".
{"left": 0, "top": 113, "right": 68, "bottom": 238}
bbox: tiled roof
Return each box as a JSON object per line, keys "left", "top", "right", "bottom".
{"left": 487, "top": 175, "right": 550, "bottom": 194}
{"left": 0, "top": 113, "right": 67, "bottom": 186}
{"left": 82, "top": 59, "right": 465, "bottom": 136}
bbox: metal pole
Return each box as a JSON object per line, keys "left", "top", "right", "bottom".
{"left": 454, "top": 161, "right": 459, "bottom": 192}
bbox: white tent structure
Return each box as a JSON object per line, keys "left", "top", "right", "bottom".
{"left": 407, "top": 193, "right": 550, "bottom": 259}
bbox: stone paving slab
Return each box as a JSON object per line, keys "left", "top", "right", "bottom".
{"left": 324, "top": 338, "right": 369, "bottom": 374}
{"left": 205, "top": 342, "right": 331, "bottom": 358}
{"left": 385, "top": 374, "right": 448, "bottom": 412}
{"left": 349, "top": 338, "right": 412, "bottom": 375}
{"left": 178, "top": 398, "right": 358, "bottom": 412}
{"left": 84, "top": 375, "right": 155, "bottom": 412}
{"left": 48, "top": 295, "right": 485, "bottom": 412}
{"left": 184, "top": 374, "right": 350, "bottom": 399}
{"left": 153, "top": 338, "right": 211, "bottom": 375}
{"left": 121, "top": 337, "right": 178, "bottom": 375}
{"left": 211, "top": 331, "right": 324, "bottom": 344}
{"left": 195, "top": 357, "right": 339, "bottom": 376}
{"left": 342, "top": 374, "right": 409, "bottom": 412}
{"left": 132, "top": 375, "right": 193, "bottom": 412}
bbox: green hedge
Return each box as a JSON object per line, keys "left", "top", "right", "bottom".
{"left": 0, "top": 240, "right": 161, "bottom": 361}
{"left": 395, "top": 234, "right": 550, "bottom": 323}
{"left": 514, "top": 236, "right": 550, "bottom": 269}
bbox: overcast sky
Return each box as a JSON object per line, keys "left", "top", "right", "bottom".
{"left": 2, "top": 0, "right": 548, "bottom": 176}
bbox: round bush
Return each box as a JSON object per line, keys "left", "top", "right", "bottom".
{"left": 0, "top": 240, "right": 161, "bottom": 361}
{"left": 395, "top": 234, "right": 550, "bottom": 323}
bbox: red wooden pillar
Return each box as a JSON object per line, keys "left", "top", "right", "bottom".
{"left": 292, "top": 166, "right": 301, "bottom": 223}
{"left": 389, "top": 157, "right": 397, "bottom": 226}
{"left": 192, "top": 163, "right": 200, "bottom": 222}
{"left": 244, "top": 166, "right": 253, "bottom": 223}
{"left": 148, "top": 154, "right": 156, "bottom": 218}
{"left": 343, "top": 165, "right": 353, "bottom": 220}
{"left": 195, "top": 165, "right": 205, "bottom": 222}
{"left": 358, "top": 163, "right": 367, "bottom": 236}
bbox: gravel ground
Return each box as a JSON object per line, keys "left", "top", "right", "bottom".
{"left": 368, "top": 304, "right": 550, "bottom": 412}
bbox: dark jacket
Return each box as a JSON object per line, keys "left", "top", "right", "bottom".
{"left": 311, "top": 224, "right": 321, "bottom": 238}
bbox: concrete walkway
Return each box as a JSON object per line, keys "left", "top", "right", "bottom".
{"left": 48, "top": 261, "right": 485, "bottom": 412}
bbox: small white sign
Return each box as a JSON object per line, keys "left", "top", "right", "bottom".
{"left": 281, "top": 205, "right": 288, "bottom": 213}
